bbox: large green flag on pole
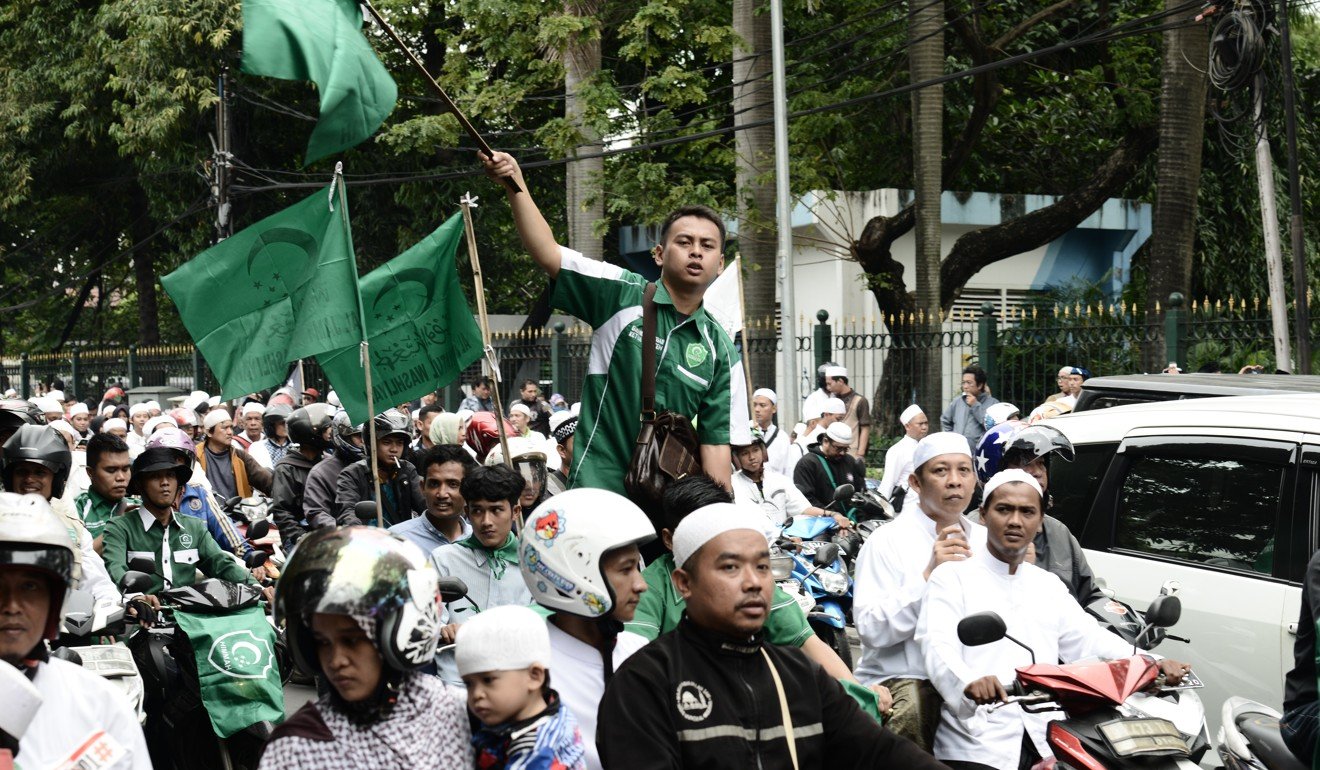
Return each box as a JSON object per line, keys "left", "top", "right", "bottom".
{"left": 162, "top": 185, "right": 363, "bottom": 398}
{"left": 318, "top": 212, "right": 484, "bottom": 423}
{"left": 241, "top": 0, "right": 398, "bottom": 165}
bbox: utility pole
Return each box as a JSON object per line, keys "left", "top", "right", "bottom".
{"left": 770, "top": 0, "right": 798, "bottom": 421}
{"left": 213, "top": 69, "right": 233, "bottom": 242}
{"left": 1279, "top": 0, "right": 1311, "bottom": 372}
{"left": 1252, "top": 73, "right": 1292, "bottom": 369}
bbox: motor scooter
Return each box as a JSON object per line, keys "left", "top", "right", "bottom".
{"left": 782, "top": 484, "right": 893, "bottom": 566}
{"left": 52, "top": 588, "right": 146, "bottom": 724}
{"left": 771, "top": 534, "right": 853, "bottom": 667}
{"left": 1216, "top": 697, "right": 1307, "bottom": 770}
{"left": 956, "top": 591, "right": 1211, "bottom": 770}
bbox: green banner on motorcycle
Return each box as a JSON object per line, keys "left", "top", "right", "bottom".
{"left": 174, "top": 605, "right": 286, "bottom": 738}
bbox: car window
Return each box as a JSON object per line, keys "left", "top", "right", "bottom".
{"left": 1116, "top": 453, "right": 1279, "bottom": 574}
{"left": 1049, "top": 443, "right": 1115, "bottom": 534}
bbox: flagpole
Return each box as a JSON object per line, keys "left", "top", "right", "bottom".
{"left": 734, "top": 258, "right": 754, "bottom": 420}
{"left": 359, "top": 0, "right": 521, "bottom": 195}
{"left": 333, "top": 163, "right": 384, "bottom": 529}
{"left": 459, "top": 194, "right": 515, "bottom": 477}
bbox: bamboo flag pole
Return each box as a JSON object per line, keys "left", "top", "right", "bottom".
{"left": 734, "top": 257, "right": 754, "bottom": 420}
{"left": 332, "top": 163, "right": 383, "bottom": 528}
{"left": 459, "top": 194, "right": 514, "bottom": 477}
{"left": 359, "top": 0, "right": 521, "bottom": 195}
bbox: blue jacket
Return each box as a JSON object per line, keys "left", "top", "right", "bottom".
{"left": 471, "top": 690, "right": 587, "bottom": 770}
{"left": 177, "top": 483, "right": 250, "bottom": 556}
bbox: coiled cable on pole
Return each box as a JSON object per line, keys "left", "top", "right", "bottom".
{"left": 1209, "top": 4, "right": 1267, "bottom": 91}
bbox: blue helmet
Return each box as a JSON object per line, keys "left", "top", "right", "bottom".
{"left": 976, "top": 421, "right": 1076, "bottom": 483}
{"left": 974, "top": 421, "right": 1025, "bottom": 483}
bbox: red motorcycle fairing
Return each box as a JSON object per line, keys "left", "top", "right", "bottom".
{"left": 1017, "top": 656, "right": 1159, "bottom": 715}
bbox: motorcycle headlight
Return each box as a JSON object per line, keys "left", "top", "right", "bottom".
{"left": 819, "top": 569, "right": 849, "bottom": 596}
{"left": 770, "top": 553, "right": 794, "bottom": 581}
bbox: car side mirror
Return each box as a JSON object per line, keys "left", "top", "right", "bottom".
{"left": 833, "top": 484, "right": 855, "bottom": 503}
{"left": 247, "top": 519, "right": 270, "bottom": 541}
{"left": 117, "top": 570, "right": 154, "bottom": 594}
{"left": 1145, "top": 595, "right": 1181, "bottom": 628}
{"left": 354, "top": 500, "right": 378, "bottom": 521}
{"left": 438, "top": 577, "right": 469, "bottom": 604}
{"left": 812, "top": 543, "right": 840, "bottom": 567}
{"left": 958, "top": 611, "right": 1008, "bottom": 646}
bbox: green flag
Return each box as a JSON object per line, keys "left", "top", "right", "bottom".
{"left": 241, "top": 0, "right": 398, "bottom": 165}
{"left": 162, "top": 186, "right": 363, "bottom": 399}
{"left": 173, "top": 605, "right": 285, "bottom": 738}
{"left": 318, "top": 212, "right": 484, "bottom": 423}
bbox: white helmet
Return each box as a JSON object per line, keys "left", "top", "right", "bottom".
{"left": 519, "top": 489, "right": 655, "bottom": 618}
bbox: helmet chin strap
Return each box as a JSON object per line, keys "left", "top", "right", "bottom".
{"left": 593, "top": 616, "right": 622, "bottom": 682}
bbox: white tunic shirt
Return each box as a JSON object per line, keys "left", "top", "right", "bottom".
{"left": 21, "top": 658, "right": 152, "bottom": 770}
{"left": 731, "top": 468, "right": 814, "bottom": 527}
{"left": 548, "top": 624, "right": 648, "bottom": 770}
{"left": 877, "top": 434, "right": 918, "bottom": 500}
{"left": 759, "top": 423, "right": 794, "bottom": 477}
{"left": 853, "top": 507, "right": 987, "bottom": 685}
{"left": 916, "top": 548, "right": 1138, "bottom": 769}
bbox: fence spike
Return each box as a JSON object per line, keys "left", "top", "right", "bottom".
{"left": 1156, "top": 300, "right": 1162, "bottom": 314}
{"left": 1215, "top": 299, "right": 1222, "bottom": 313}
{"left": 1202, "top": 296, "right": 1210, "bottom": 313}
{"left": 1254, "top": 296, "right": 1261, "bottom": 312}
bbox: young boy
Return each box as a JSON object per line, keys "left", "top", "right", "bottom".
{"left": 456, "top": 605, "right": 587, "bottom": 770}
{"left": 432, "top": 464, "right": 533, "bottom": 683}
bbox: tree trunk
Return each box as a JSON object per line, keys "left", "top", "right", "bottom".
{"left": 130, "top": 183, "right": 160, "bottom": 345}
{"left": 564, "top": 0, "right": 603, "bottom": 262}
{"left": 1144, "top": 0, "right": 1209, "bottom": 371}
{"left": 909, "top": 0, "right": 944, "bottom": 418}
{"left": 733, "top": 0, "right": 777, "bottom": 392}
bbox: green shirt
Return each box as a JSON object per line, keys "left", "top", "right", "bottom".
{"left": 624, "top": 552, "right": 813, "bottom": 647}
{"left": 552, "top": 248, "right": 750, "bottom": 493}
{"left": 101, "top": 507, "right": 255, "bottom": 594}
{"left": 73, "top": 488, "right": 137, "bottom": 539}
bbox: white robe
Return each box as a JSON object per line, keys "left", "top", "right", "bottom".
{"left": 917, "top": 548, "right": 1139, "bottom": 769}
{"left": 760, "top": 423, "right": 794, "bottom": 477}
{"left": 878, "top": 434, "right": 918, "bottom": 500}
{"left": 853, "top": 507, "right": 987, "bottom": 685}
{"left": 731, "top": 468, "right": 813, "bottom": 532}
{"left": 21, "top": 658, "right": 151, "bottom": 770}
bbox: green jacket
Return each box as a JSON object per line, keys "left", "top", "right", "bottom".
{"left": 73, "top": 488, "right": 137, "bottom": 540}
{"left": 101, "top": 507, "right": 254, "bottom": 594}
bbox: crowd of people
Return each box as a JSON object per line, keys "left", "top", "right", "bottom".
{"left": 0, "top": 149, "right": 1244, "bottom": 770}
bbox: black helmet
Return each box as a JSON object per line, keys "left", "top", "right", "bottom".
{"left": 262, "top": 403, "right": 293, "bottom": 437}
{"left": 0, "top": 400, "right": 45, "bottom": 430}
{"left": 2, "top": 425, "right": 72, "bottom": 498}
{"left": 288, "top": 403, "right": 336, "bottom": 451}
{"left": 128, "top": 447, "right": 192, "bottom": 496}
{"left": 372, "top": 409, "right": 412, "bottom": 442}
{"left": 331, "top": 410, "right": 365, "bottom": 462}
{"left": 1002, "top": 424, "right": 1076, "bottom": 469}
{"left": 276, "top": 527, "right": 440, "bottom": 674}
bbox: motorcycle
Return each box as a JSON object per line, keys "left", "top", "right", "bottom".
{"left": 223, "top": 495, "right": 285, "bottom": 569}
{"left": 771, "top": 535, "right": 854, "bottom": 668}
{"left": 52, "top": 588, "right": 146, "bottom": 724}
{"left": 783, "top": 483, "right": 893, "bottom": 566}
{"left": 118, "top": 568, "right": 285, "bottom": 770}
{"left": 1216, "top": 697, "right": 1307, "bottom": 770}
{"left": 956, "top": 591, "right": 1211, "bottom": 770}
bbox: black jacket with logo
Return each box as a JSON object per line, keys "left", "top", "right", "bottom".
{"left": 597, "top": 619, "right": 948, "bottom": 770}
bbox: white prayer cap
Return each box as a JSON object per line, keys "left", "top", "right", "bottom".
{"left": 181, "top": 391, "right": 208, "bottom": 411}
{"left": 899, "top": 404, "right": 924, "bottom": 425}
{"left": 672, "top": 503, "right": 772, "bottom": 569}
{"left": 982, "top": 468, "right": 1043, "bottom": 505}
{"left": 145, "top": 400, "right": 161, "bottom": 412}
{"left": 570, "top": 402, "right": 580, "bottom": 416}
{"left": 454, "top": 605, "right": 551, "bottom": 677}
{"left": 752, "top": 388, "right": 777, "bottom": 405}
{"left": 327, "top": 390, "right": 341, "bottom": 408}
{"left": 144, "top": 415, "right": 176, "bottom": 435}
{"left": 33, "top": 397, "right": 61, "bottom": 415}
{"left": 47, "top": 390, "right": 66, "bottom": 403}
{"left": 2, "top": 388, "right": 15, "bottom": 398}
{"left": 203, "top": 409, "right": 231, "bottom": 431}
{"left": 509, "top": 403, "right": 533, "bottom": 418}
{"left": 984, "top": 402, "right": 1020, "bottom": 428}
{"left": 824, "top": 366, "right": 848, "bottom": 379}
{"left": 68, "top": 403, "right": 88, "bottom": 417}
{"left": 912, "top": 431, "right": 973, "bottom": 471}
{"left": 824, "top": 422, "right": 853, "bottom": 445}
{"left": 129, "top": 403, "right": 150, "bottom": 417}
{"left": 101, "top": 418, "right": 127, "bottom": 433}
{"left": 803, "top": 403, "right": 824, "bottom": 421}
{"left": 792, "top": 422, "right": 807, "bottom": 437}
{"left": 206, "top": 395, "right": 221, "bottom": 408}
{"left": 822, "top": 397, "right": 846, "bottom": 415}
{"left": 49, "top": 420, "right": 79, "bottom": 441}
{"left": 241, "top": 402, "right": 266, "bottom": 417}
{"left": 100, "top": 404, "right": 116, "bottom": 417}
{"left": 455, "top": 409, "right": 475, "bottom": 423}
{"left": 1057, "top": 366, "right": 1073, "bottom": 377}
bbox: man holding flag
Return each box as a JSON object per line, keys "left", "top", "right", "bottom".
{"left": 482, "top": 153, "right": 750, "bottom": 492}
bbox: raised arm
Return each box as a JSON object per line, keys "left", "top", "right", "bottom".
{"left": 480, "top": 152, "right": 562, "bottom": 278}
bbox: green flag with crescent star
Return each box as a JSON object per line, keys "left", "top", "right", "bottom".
{"left": 241, "top": 0, "right": 397, "bottom": 165}
{"left": 317, "top": 212, "right": 484, "bottom": 424}
{"left": 173, "top": 605, "right": 285, "bottom": 737}
{"left": 162, "top": 186, "right": 363, "bottom": 399}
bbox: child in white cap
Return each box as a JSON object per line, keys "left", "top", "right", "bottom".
{"left": 456, "top": 605, "right": 587, "bottom": 770}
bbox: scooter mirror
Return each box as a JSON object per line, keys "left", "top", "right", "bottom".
{"left": 127, "top": 556, "right": 155, "bottom": 575}
{"left": 247, "top": 519, "right": 271, "bottom": 541}
{"left": 223, "top": 496, "right": 241, "bottom": 510}
{"left": 958, "top": 611, "right": 1008, "bottom": 646}
{"left": 813, "top": 543, "right": 841, "bottom": 567}
{"left": 117, "top": 570, "right": 154, "bottom": 594}
{"left": 354, "top": 500, "right": 379, "bottom": 521}
{"left": 1145, "top": 594, "right": 1181, "bottom": 628}
{"left": 438, "top": 577, "right": 470, "bottom": 604}
{"left": 833, "top": 484, "right": 855, "bottom": 503}
{"left": 244, "top": 550, "right": 269, "bottom": 569}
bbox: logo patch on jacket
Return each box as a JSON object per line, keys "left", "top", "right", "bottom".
{"left": 684, "top": 342, "right": 708, "bottom": 368}
{"left": 675, "top": 681, "right": 714, "bottom": 722}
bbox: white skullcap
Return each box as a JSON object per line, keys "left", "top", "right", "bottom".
{"left": 100, "top": 404, "right": 116, "bottom": 417}
{"left": 509, "top": 403, "right": 533, "bottom": 418}
{"left": 752, "top": 388, "right": 777, "bottom": 405}
{"left": 822, "top": 397, "right": 846, "bottom": 415}
{"left": 47, "top": 390, "right": 66, "bottom": 403}
{"left": 129, "top": 403, "right": 150, "bottom": 417}
{"left": 144, "top": 415, "right": 176, "bottom": 435}
{"left": 454, "top": 605, "right": 552, "bottom": 677}
{"left": 899, "top": 404, "right": 924, "bottom": 425}
{"left": 67, "top": 403, "right": 88, "bottom": 416}
{"left": 570, "top": 402, "right": 580, "bottom": 416}
{"left": 145, "top": 400, "right": 161, "bottom": 411}
{"left": 672, "top": 502, "right": 772, "bottom": 569}
{"left": 2, "top": 389, "right": 15, "bottom": 398}
{"left": 824, "top": 422, "right": 853, "bottom": 445}
{"left": 803, "top": 403, "right": 824, "bottom": 421}
{"left": 326, "top": 390, "right": 342, "bottom": 408}
{"left": 792, "top": 422, "right": 807, "bottom": 437}
{"left": 49, "top": 420, "right": 79, "bottom": 440}
{"left": 1058, "top": 366, "right": 1073, "bottom": 377}
{"left": 180, "top": 395, "right": 204, "bottom": 411}
{"left": 241, "top": 402, "right": 266, "bottom": 416}
{"left": 455, "top": 408, "right": 475, "bottom": 423}
{"left": 206, "top": 395, "right": 221, "bottom": 407}
{"left": 101, "top": 418, "right": 127, "bottom": 433}
{"left": 203, "top": 409, "right": 231, "bottom": 431}
{"left": 985, "top": 402, "right": 1020, "bottom": 427}
{"left": 982, "top": 469, "right": 1043, "bottom": 504}
{"left": 824, "top": 366, "right": 847, "bottom": 379}
{"left": 33, "top": 397, "right": 61, "bottom": 415}
{"left": 912, "top": 431, "right": 973, "bottom": 470}
{"left": 0, "top": 658, "right": 42, "bottom": 743}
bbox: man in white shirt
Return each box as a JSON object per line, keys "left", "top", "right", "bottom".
{"left": 731, "top": 430, "right": 848, "bottom": 531}
{"left": 126, "top": 403, "right": 150, "bottom": 457}
{"left": 852, "top": 431, "right": 985, "bottom": 751}
{"left": 917, "top": 469, "right": 1191, "bottom": 770}
{"left": 800, "top": 361, "right": 837, "bottom": 424}
{"left": 878, "top": 404, "right": 929, "bottom": 512}
{"left": 750, "top": 388, "right": 794, "bottom": 476}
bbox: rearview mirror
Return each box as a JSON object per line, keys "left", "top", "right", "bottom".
{"left": 354, "top": 500, "right": 379, "bottom": 521}
{"left": 223, "top": 496, "right": 241, "bottom": 510}
{"left": 833, "top": 484, "right": 855, "bottom": 503}
{"left": 247, "top": 519, "right": 271, "bottom": 541}
{"left": 957, "top": 611, "right": 1008, "bottom": 647}
{"left": 438, "top": 577, "right": 469, "bottom": 604}
{"left": 244, "top": 550, "right": 269, "bottom": 569}
{"left": 127, "top": 557, "right": 155, "bottom": 575}
{"left": 812, "top": 543, "right": 840, "bottom": 567}
{"left": 117, "top": 570, "right": 154, "bottom": 594}
{"left": 1145, "top": 595, "right": 1181, "bottom": 628}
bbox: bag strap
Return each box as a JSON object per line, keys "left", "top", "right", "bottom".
{"left": 641, "top": 282, "right": 658, "bottom": 419}
{"left": 760, "top": 647, "right": 799, "bottom": 770}
{"left": 815, "top": 453, "right": 838, "bottom": 488}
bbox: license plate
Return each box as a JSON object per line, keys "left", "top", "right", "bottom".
{"left": 1098, "top": 718, "right": 1189, "bottom": 757}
